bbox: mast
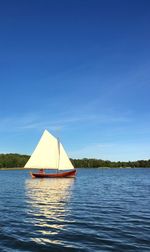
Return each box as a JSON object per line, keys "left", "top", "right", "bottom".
{"left": 57, "top": 137, "right": 60, "bottom": 172}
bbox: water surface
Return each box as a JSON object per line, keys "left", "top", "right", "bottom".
{"left": 0, "top": 168, "right": 150, "bottom": 251}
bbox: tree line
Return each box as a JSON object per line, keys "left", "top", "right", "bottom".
{"left": 0, "top": 154, "right": 29, "bottom": 168}
{"left": 71, "top": 158, "right": 150, "bottom": 168}
{"left": 0, "top": 153, "right": 150, "bottom": 168}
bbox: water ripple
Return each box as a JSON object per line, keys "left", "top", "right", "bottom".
{"left": 0, "top": 168, "right": 150, "bottom": 251}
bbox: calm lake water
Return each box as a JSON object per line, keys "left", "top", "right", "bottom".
{"left": 0, "top": 168, "right": 150, "bottom": 252}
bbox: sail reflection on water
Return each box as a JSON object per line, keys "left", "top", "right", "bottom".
{"left": 25, "top": 178, "right": 74, "bottom": 244}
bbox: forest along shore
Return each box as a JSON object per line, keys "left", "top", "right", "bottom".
{"left": 0, "top": 154, "right": 150, "bottom": 168}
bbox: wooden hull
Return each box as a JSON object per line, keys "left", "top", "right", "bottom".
{"left": 30, "top": 169, "right": 76, "bottom": 178}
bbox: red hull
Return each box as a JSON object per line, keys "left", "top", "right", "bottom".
{"left": 30, "top": 169, "right": 76, "bottom": 178}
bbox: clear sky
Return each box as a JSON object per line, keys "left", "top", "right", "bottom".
{"left": 0, "top": 0, "right": 150, "bottom": 161}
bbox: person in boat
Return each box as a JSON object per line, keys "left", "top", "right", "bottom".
{"left": 39, "top": 169, "right": 45, "bottom": 174}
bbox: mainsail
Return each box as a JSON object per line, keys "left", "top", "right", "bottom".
{"left": 24, "top": 130, "right": 74, "bottom": 170}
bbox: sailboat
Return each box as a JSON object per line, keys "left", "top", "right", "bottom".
{"left": 24, "top": 129, "right": 76, "bottom": 178}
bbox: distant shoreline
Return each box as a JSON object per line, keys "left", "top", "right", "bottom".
{"left": 0, "top": 167, "right": 150, "bottom": 170}
{"left": 0, "top": 153, "right": 150, "bottom": 169}
{"left": 0, "top": 167, "right": 26, "bottom": 170}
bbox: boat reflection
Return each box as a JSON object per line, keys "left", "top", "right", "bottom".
{"left": 25, "top": 178, "right": 74, "bottom": 245}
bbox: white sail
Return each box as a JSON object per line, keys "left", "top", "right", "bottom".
{"left": 24, "top": 129, "right": 74, "bottom": 170}
{"left": 58, "top": 143, "right": 74, "bottom": 170}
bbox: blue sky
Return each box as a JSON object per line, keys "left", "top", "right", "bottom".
{"left": 0, "top": 0, "right": 150, "bottom": 161}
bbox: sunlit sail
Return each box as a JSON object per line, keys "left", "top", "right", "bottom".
{"left": 24, "top": 130, "right": 76, "bottom": 178}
